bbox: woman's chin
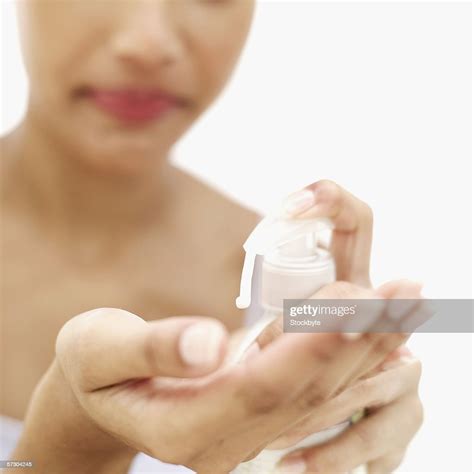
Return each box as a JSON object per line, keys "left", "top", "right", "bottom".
{"left": 65, "top": 123, "right": 173, "bottom": 177}
{"left": 69, "top": 140, "right": 165, "bottom": 177}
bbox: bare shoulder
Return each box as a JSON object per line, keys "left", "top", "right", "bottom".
{"left": 172, "top": 167, "right": 262, "bottom": 256}
{"left": 166, "top": 167, "right": 261, "bottom": 328}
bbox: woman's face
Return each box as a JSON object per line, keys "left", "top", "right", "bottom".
{"left": 17, "top": 0, "right": 255, "bottom": 174}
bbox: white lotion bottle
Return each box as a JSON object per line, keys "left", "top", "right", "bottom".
{"left": 230, "top": 214, "right": 367, "bottom": 474}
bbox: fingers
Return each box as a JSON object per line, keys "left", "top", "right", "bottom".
{"left": 345, "top": 280, "right": 424, "bottom": 380}
{"left": 269, "top": 356, "right": 421, "bottom": 448}
{"left": 239, "top": 280, "right": 417, "bottom": 414}
{"left": 237, "top": 283, "right": 380, "bottom": 412}
{"left": 363, "top": 344, "right": 414, "bottom": 379}
{"left": 283, "top": 180, "right": 373, "bottom": 286}
{"left": 277, "top": 393, "right": 423, "bottom": 473}
{"left": 283, "top": 180, "right": 372, "bottom": 232}
{"left": 233, "top": 278, "right": 422, "bottom": 451}
{"left": 239, "top": 317, "right": 392, "bottom": 419}
{"left": 56, "top": 308, "right": 228, "bottom": 391}
{"left": 255, "top": 279, "right": 422, "bottom": 349}
{"left": 303, "top": 280, "right": 421, "bottom": 385}
{"left": 242, "top": 299, "right": 424, "bottom": 450}
{"left": 237, "top": 331, "right": 347, "bottom": 414}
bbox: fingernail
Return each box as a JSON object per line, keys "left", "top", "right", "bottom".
{"left": 341, "top": 332, "right": 363, "bottom": 341}
{"left": 179, "top": 322, "right": 225, "bottom": 368}
{"left": 382, "top": 355, "right": 417, "bottom": 371}
{"left": 277, "top": 456, "right": 306, "bottom": 473}
{"left": 283, "top": 189, "right": 315, "bottom": 216}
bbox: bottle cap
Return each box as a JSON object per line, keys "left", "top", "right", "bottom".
{"left": 236, "top": 213, "right": 334, "bottom": 309}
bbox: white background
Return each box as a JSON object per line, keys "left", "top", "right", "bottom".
{"left": 1, "top": 1, "right": 473, "bottom": 472}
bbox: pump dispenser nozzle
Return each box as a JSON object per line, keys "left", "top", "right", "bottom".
{"left": 236, "top": 215, "right": 334, "bottom": 309}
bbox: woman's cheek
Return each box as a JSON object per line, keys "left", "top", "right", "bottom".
{"left": 18, "top": 2, "right": 100, "bottom": 100}
{"left": 180, "top": 1, "right": 255, "bottom": 105}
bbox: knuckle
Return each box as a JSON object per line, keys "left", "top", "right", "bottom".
{"left": 245, "top": 388, "right": 282, "bottom": 414}
{"left": 55, "top": 310, "right": 101, "bottom": 367}
{"left": 317, "top": 178, "right": 339, "bottom": 192}
{"left": 57, "top": 308, "right": 128, "bottom": 389}
{"left": 316, "top": 179, "right": 343, "bottom": 205}
{"left": 295, "top": 379, "right": 332, "bottom": 412}
{"left": 73, "top": 308, "right": 113, "bottom": 350}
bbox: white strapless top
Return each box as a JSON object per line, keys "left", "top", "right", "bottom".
{"left": 0, "top": 258, "right": 263, "bottom": 473}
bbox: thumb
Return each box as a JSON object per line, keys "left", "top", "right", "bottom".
{"left": 56, "top": 308, "right": 228, "bottom": 392}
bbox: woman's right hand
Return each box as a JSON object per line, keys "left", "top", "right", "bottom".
{"left": 13, "top": 281, "right": 418, "bottom": 474}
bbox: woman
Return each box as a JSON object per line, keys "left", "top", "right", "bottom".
{"left": 0, "top": 1, "right": 424, "bottom": 472}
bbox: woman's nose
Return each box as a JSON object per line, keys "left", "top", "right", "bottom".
{"left": 111, "top": 2, "right": 183, "bottom": 72}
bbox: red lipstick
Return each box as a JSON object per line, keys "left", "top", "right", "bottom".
{"left": 87, "top": 89, "right": 180, "bottom": 124}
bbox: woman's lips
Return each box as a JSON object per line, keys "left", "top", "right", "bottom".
{"left": 86, "top": 89, "right": 181, "bottom": 124}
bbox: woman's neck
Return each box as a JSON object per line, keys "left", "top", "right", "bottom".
{"left": 2, "top": 114, "right": 177, "bottom": 238}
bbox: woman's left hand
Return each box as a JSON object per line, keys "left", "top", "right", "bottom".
{"left": 271, "top": 345, "right": 423, "bottom": 473}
